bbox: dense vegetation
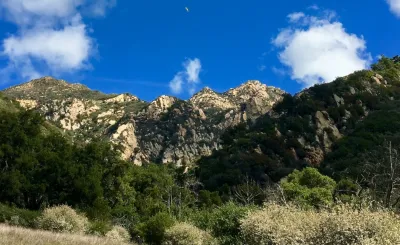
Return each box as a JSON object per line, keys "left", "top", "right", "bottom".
{"left": 197, "top": 56, "right": 400, "bottom": 199}
{"left": 1, "top": 57, "right": 400, "bottom": 244}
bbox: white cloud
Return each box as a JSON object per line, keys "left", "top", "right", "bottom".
{"left": 308, "top": 5, "right": 319, "bottom": 10}
{"left": 272, "top": 11, "right": 371, "bottom": 88}
{"left": 88, "top": 0, "right": 117, "bottom": 17}
{"left": 4, "top": 24, "right": 92, "bottom": 72}
{"left": 169, "top": 58, "right": 202, "bottom": 95}
{"left": 387, "top": 0, "right": 400, "bottom": 17}
{"left": 258, "top": 65, "right": 266, "bottom": 71}
{"left": 0, "top": 0, "right": 115, "bottom": 81}
{"left": 272, "top": 66, "right": 286, "bottom": 76}
{"left": 287, "top": 12, "right": 305, "bottom": 23}
{"left": 185, "top": 58, "right": 201, "bottom": 84}
{"left": 169, "top": 72, "right": 185, "bottom": 94}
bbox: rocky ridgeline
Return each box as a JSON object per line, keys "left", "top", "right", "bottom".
{"left": 2, "top": 77, "right": 285, "bottom": 166}
{"left": 190, "top": 80, "right": 285, "bottom": 117}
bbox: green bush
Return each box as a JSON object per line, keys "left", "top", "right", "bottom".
{"left": 87, "top": 220, "right": 112, "bottom": 236}
{"left": 136, "top": 212, "right": 175, "bottom": 245}
{"left": 36, "top": 205, "right": 89, "bottom": 234}
{"left": 280, "top": 167, "right": 336, "bottom": 208}
{"left": 163, "top": 222, "right": 216, "bottom": 245}
{"left": 0, "top": 204, "right": 40, "bottom": 228}
{"left": 190, "top": 202, "right": 254, "bottom": 245}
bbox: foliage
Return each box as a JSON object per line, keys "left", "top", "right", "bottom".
{"left": 197, "top": 190, "right": 222, "bottom": 208}
{"left": 36, "top": 205, "right": 89, "bottom": 234}
{"left": 240, "top": 203, "right": 400, "bottom": 245}
{"left": 163, "top": 222, "right": 216, "bottom": 245}
{"left": 87, "top": 220, "right": 112, "bottom": 236}
{"left": 0, "top": 203, "right": 39, "bottom": 228}
{"left": 135, "top": 212, "right": 175, "bottom": 245}
{"left": 241, "top": 203, "right": 321, "bottom": 245}
{"left": 334, "top": 178, "right": 360, "bottom": 203}
{"left": 105, "top": 225, "right": 131, "bottom": 243}
{"left": 372, "top": 56, "right": 400, "bottom": 84}
{"left": 358, "top": 141, "right": 400, "bottom": 209}
{"left": 190, "top": 202, "right": 254, "bottom": 245}
{"left": 280, "top": 168, "right": 336, "bottom": 208}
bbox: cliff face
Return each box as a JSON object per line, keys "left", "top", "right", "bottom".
{"left": 3, "top": 77, "right": 285, "bottom": 166}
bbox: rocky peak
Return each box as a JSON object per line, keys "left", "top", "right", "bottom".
{"left": 199, "top": 86, "right": 214, "bottom": 93}
{"left": 224, "top": 80, "right": 286, "bottom": 116}
{"left": 151, "top": 95, "right": 177, "bottom": 110}
{"left": 4, "top": 76, "right": 109, "bottom": 101}
{"left": 104, "top": 93, "right": 139, "bottom": 103}
{"left": 143, "top": 95, "right": 178, "bottom": 118}
{"left": 189, "top": 86, "right": 235, "bottom": 110}
{"left": 226, "top": 80, "right": 274, "bottom": 98}
{"left": 13, "top": 77, "right": 86, "bottom": 91}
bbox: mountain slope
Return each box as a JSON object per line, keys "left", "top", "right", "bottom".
{"left": 197, "top": 56, "right": 400, "bottom": 192}
{"left": 2, "top": 77, "right": 285, "bottom": 166}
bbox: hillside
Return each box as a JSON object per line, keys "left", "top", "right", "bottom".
{"left": 2, "top": 77, "right": 285, "bottom": 166}
{"left": 197, "top": 56, "right": 400, "bottom": 192}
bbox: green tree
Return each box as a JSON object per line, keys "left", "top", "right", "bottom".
{"left": 136, "top": 212, "right": 175, "bottom": 245}
{"left": 280, "top": 167, "right": 336, "bottom": 208}
{"left": 190, "top": 202, "right": 254, "bottom": 245}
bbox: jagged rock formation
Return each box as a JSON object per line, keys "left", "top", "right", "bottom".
{"left": 190, "top": 80, "right": 284, "bottom": 117}
{"left": 2, "top": 77, "right": 285, "bottom": 166}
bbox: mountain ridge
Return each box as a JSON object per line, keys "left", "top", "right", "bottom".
{"left": 2, "top": 76, "right": 285, "bottom": 166}
{"left": 4, "top": 56, "right": 397, "bottom": 169}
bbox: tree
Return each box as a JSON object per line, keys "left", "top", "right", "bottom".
{"left": 280, "top": 167, "right": 337, "bottom": 208}
{"left": 232, "top": 176, "right": 263, "bottom": 205}
{"left": 361, "top": 141, "right": 400, "bottom": 209}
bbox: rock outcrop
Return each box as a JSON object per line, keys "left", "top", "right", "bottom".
{"left": 3, "top": 77, "right": 285, "bottom": 166}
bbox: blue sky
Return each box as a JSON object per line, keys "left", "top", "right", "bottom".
{"left": 0, "top": 0, "right": 399, "bottom": 101}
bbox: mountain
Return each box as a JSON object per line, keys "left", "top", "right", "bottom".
{"left": 4, "top": 56, "right": 399, "bottom": 185}
{"left": 2, "top": 77, "right": 285, "bottom": 166}
{"left": 197, "top": 56, "right": 400, "bottom": 192}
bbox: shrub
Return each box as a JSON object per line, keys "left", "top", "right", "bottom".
{"left": 163, "top": 222, "right": 216, "bottom": 245}
{"left": 190, "top": 202, "right": 254, "bottom": 245}
{"left": 0, "top": 204, "right": 40, "bottom": 228}
{"left": 314, "top": 205, "right": 400, "bottom": 245}
{"left": 136, "top": 212, "right": 175, "bottom": 245}
{"left": 87, "top": 220, "right": 112, "bottom": 236}
{"left": 240, "top": 203, "right": 400, "bottom": 245}
{"left": 36, "top": 205, "right": 89, "bottom": 234}
{"left": 105, "top": 225, "right": 131, "bottom": 243}
{"left": 280, "top": 167, "right": 336, "bottom": 208}
{"left": 241, "top": 203, "right": 321, "bottom": 245}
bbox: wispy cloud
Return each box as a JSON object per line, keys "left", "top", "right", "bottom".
{"left": 387, "top": 0, "right": 400, "bottom": 17}
{"left": 308, "top": 4, "right": 320, "bottom": 10}
{"left": 169, "top": 58, "right": 202, "bottom": 95}
{"left": 272, "top": 9, "right": 371, "bottom": 88}
{"left": 272, "top": 66, "right": 286, "bottom": 76}
{"left": 0, "top": 0, "right": 116, "bottom": 81}
{"left": 287, "top": 12, "right": 305, "bottom": 23}
{"left": 258, "top": 65, "right": 266, "bottom": 72}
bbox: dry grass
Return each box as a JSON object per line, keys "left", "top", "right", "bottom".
{"left": 0, "top": 224, "right": 134, "bottom": 245}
